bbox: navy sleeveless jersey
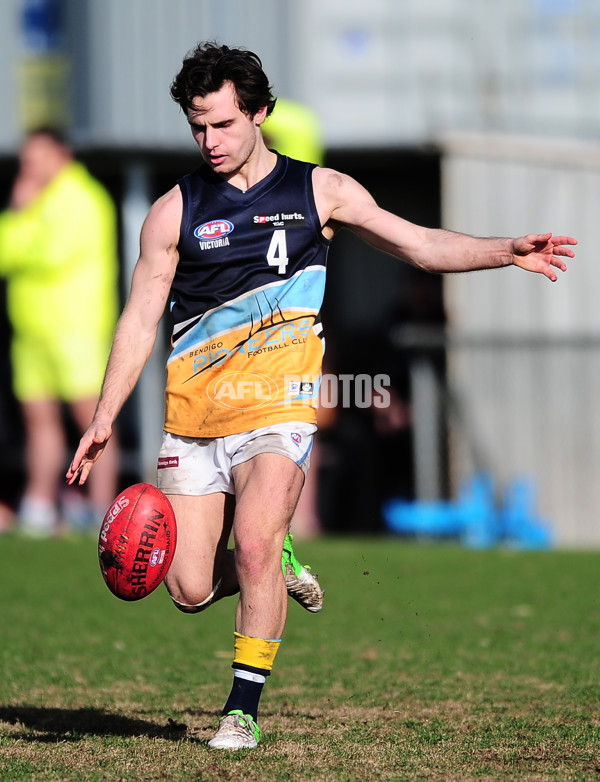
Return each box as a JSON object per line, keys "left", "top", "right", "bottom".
{"left": 164, "top": 154, "right": 331, "bottom": 437}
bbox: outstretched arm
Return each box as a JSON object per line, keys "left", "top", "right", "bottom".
{"left": 66, "top": 186, "right": 182, "bottom": 487}
{"left": 314, "top": 168, "right": 576, "bottom": 281}
{"left": 387, "top": 227, "right": 575, "bottom": 282}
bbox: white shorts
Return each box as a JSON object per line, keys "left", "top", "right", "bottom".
{"left": 156, "top": 422, "right": 317, "bottom": 496}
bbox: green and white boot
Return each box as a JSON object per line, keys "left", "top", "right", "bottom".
{"left": 208, "top": 710, "right": 261, "bottom": 749}
{"left": 282, "top": 532, "right": 324, "bottom": 613}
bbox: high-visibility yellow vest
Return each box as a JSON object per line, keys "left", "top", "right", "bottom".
{"left": 0, "top": 161, "right": 119, "bottom": 340}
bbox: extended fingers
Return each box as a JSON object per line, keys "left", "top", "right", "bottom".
{"left": 550, "top": 235, "right": 577, "bottom": 247}
{"left": 66, "top": 462, "right": 81, "bottom": 485}
{"left": 526, "top": 234, "right": 577, "bottom": 256}
{"left": 66, "top": 457, "right": 85, "bottom": 485}
{"left": 550, "top": 256, "right": 568, "bottom": 271}
{"left": 77, "top": 460, "right": 94, "bottom": 486}
{"left": 552, "top": 245, "right": 576, "bottom": 258}
{"left": 66, "top": 436, "right": 96, "bottom": 484}
{"left": 66, "top": 457, "right": 94, "bottom": 486}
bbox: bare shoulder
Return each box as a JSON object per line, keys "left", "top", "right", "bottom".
{"left": 312, "top": 166, "right": 356, "bottom": 200}
{"left": 146, "top": 185, "right": 182, "bottom": 228}
{"left": 312, "top": 166, "right": 378, "bottom": 230}
{"left": 141, "top": 185, "right": 182, "bottom": 249}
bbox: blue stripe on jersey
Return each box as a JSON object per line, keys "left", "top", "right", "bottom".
{"left": 168, "top": 265, "right": 326, "bottom": 361}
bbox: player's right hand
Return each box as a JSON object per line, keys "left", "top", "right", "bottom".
{"left": 66, "top": 424, "right": 112, "bottom": 486}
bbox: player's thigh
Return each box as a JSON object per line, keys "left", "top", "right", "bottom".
{"left": 164, "top": 492, "right": 234, "bottom": 599}
{"left": 232, "top": 452, "right": 304, "bottom": 551}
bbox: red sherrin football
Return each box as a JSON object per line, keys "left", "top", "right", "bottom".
{"left": 98, "top": 483, "right": 177, "bottom": 601}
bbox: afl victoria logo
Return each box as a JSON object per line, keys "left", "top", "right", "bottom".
{"left": 207, "top": 372, "right": 278, "bottom": 410}
{"left": 194, "top": 219, "right": 234, "bottom": 240}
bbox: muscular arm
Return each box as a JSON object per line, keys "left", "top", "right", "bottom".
{"left": 66, "top": 186, "right": 182, "bottom": 485}
{"left": 314, "top": 168, "right": 575, "bottom": 282}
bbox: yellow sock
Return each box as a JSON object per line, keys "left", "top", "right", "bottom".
{"left": 233, "top": 632, "right": 281, "bottom": 672}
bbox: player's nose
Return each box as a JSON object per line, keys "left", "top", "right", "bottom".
{"left": 204, "top": 127, "right": 219, "bottom": 149}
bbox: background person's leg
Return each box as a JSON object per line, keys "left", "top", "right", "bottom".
{"left": 19, "top": 398, "right": 64, "bottom": 534}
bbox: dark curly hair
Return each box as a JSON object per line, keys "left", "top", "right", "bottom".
{"left": 170, "top": 41, "right": 277, "bottom": 118}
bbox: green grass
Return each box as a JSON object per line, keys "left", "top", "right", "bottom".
{"left": 2, "top": 535, "right": 600, "bottom": 780}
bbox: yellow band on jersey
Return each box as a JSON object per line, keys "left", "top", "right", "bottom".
{"left": 233, "top": 632, "right": 281, "bottom": 672}
{"left": 165, "top": 311, "right": 323, "bottom": 438}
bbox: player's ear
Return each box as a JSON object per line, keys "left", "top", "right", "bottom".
{"left": 254, "top": 105, "right": 269, "bottom": 126}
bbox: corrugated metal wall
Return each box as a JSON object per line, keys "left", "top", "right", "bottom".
{"left": 70, "top": 0, "right": 295, "bottom": 148}
{"left": 0, "top": 3, "right": 21, "bottom": 149}
{"left": 0, "top": 0, "right": 297, "bottom": 152}
{"left": 442, "top": 134, "right": 600, "bottom": 547}
{"left": 298, "top": 0, "right": 600, "bottom": 148}
{"left": 1, "top": 0, "right": 600, "bottom": 152}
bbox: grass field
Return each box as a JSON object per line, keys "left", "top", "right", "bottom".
{"left": 1, "top": 534, "right": 600, "bottom": 781}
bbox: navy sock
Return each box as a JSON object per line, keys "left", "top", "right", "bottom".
{"left": 222, "top": 667, "right": 268, "bottom": 721}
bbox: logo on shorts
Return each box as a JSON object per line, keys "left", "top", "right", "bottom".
{"left": 207, "top": 372, "right": 278, "bottom": 410}
{"left": 291, "top": 432, "right": 302, "bottom": 446}
{"left": 158, "top": 456, "right": 179, "bottom": 469}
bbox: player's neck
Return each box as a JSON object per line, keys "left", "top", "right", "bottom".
{"left": 227, "top": 145, "right": 277, "bottom": 193}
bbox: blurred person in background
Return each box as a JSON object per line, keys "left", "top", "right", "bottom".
{"left": 261, "top": 97, "right": 324, "bottom": 166}
{"left": 0, "top": 127, "right": 120, "bottom": 536}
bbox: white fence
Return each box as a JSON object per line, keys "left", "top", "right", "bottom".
{"left": 442, "top": 134, "right": 600, "bottom": 548}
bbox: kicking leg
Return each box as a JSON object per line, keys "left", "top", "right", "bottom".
{"left": 163, "top": 491, "right": 238, "bottom": 612}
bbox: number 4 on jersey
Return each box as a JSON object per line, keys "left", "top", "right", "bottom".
{"left": 266, "top": 229, "right": 289, "bottom": 274}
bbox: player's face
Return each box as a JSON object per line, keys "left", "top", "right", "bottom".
{"left": 187, "top": 82, "right": 266, "bottom": 177}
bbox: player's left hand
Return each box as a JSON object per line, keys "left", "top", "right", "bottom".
{"left": 512, "top": 233, "right": 577, "bottom": 282}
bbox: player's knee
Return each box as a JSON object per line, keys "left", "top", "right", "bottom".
{"left": 165, "top": 577, "right": 223, "bottom": 614}
{"left": 235, "top": 537, "right": 276, "bottom": 580}
{"left": 171, "top": 597, "right": 210, "bottom": 614}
